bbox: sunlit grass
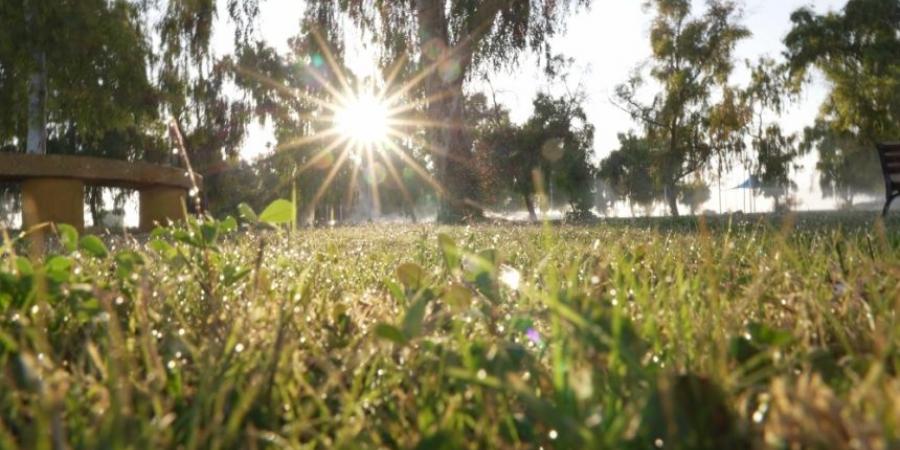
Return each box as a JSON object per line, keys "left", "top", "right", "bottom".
{"left": 1, "top": 212, "right": 899, "bottom": 448}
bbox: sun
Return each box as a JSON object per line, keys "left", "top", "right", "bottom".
{"left": 334, "top": 93, "right": 391, "bottom": 147}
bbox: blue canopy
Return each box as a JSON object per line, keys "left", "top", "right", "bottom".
{"left": 731, "top": 176, "right": 761, "bottom": 190}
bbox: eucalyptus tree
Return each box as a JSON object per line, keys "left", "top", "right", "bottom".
{"left": 742, "top": 58, "right": 801, "bottom": 209}
{"left": 0, "top": 0, "right": 156, "bottom": 155}
{"left": 785, "top": 0, "right": 900, "bottom": 202}
{"left": 154, "top": 1, "right": 260, "bottom": 175}
{"left": 301, "top": 0, "right": 591, "bottom": 222}
{"left": 613, "top": 0, "right": 750, "bottom": 216}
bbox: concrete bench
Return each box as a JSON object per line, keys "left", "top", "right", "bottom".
{"left": 0, "top": 153, "right": 199, "bottom": 232}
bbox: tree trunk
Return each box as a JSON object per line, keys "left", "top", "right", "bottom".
{"left": 434, "top": 81, "right": 481, "bottom": 222}
{"left": 524, "top": 193, "right": 537, "bottom": 221}
{"left": 416, "top": 0, "right": 482, "bottom": 223}
{"left": 26, "top": 1, "right": 47, "bottom": 155}
{"left": 666, "top": 184, "right": 680, "bottom": 217}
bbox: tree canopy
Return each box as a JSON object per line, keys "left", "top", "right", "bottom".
{"left": 785, "top": 0, "right": 900, "bottom": 200}
{"left": 609, "top": 0, "right": 750, "bottom": 216}
{"left": 478, "top": 92, "right": 595, "bottom": 220}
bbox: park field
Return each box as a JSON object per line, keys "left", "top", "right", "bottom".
{"left": 1, "top": 212, "right": 899, "bottom": 449}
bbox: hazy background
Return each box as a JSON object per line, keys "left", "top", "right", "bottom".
{"left": 211, "top": 0, "right": 860, "bottom": 217}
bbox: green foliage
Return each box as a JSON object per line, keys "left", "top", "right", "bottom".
{"left": 609, "top": 0, "right": 750, "bottom": 216}
{"left": 55, "top": 224, "right": 79, "bottom": 254}
{"left": 785, "top": 0, "right": 900, "bottom": 199}
{"left": 258, "top": 199, "right": 295, "bottom": 226}
{"left": 804, "top": 121, "right": 882, "bottom": 204}
{"left": 600, "top": 132, "right": 662, "bottom": 210}
{"left": 2, "top": 212, "right": 900, "bottom": 448}
{"left": 478, "top": 92, "right": 596, "bottom": 220}
{"left": 0, "top": 0, "right": 156, "bottom": 144}
{"left": 78, "top": 235, "right": 109, "bottom": 259}
{"left": 742, "top": 58, "right": 802, "bottom": 207}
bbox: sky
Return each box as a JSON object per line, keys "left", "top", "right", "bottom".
{"left": 213, "top": 0, "right": 859, "bottom": 216}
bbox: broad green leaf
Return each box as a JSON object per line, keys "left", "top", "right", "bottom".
{"left": 374, "top": 323, "right": 407, "bottom": 345}
{"left": 443, "top": 283, "right": 472, "bottom": 312}
{"left": 56, "top": 224, "right": 78, "bottom": 253}
{"left": 238, "top": 203, "right": 258, "bottom": 222}
{"left": 45, "top": 256, "right": 73, "bottom": 283}
{"left": 148, "top": 239, "right": 177, "bottom": 260}
{"left": 114, "top": 251, "right": 144, "bottom": 280}
{"left": 402, "top": 297, "right": 429, "bottom": 339}
{"left": 437, "top": 233, "right": 460, "bottom": 270}
{"left": 385, "top": 279, "right": 405, "bottom": 302}
{"left": 200, "top": 221, "right": 219, "bottom": 244}
{"left": 396, "top": 262, "right": 425, "bottom": 290}
{"left": 15, "top": 257, "right": 34, "bottom": 276}
{"left": 220, "top": 216, "right": 238, "bottom": 234}
{"left": 259, "top": 199, "right": 294, "bottom": 225}
{"left": 79, "top": 235, "right": 109, "bottom": 259}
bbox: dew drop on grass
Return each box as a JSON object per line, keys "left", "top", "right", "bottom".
{"left": 499, "top": 265, "right": 521, "bottom": 290}
{"left": 752, "top": 410, "right": 765, "bottom": 423}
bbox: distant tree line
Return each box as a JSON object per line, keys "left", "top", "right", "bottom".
{"left": 599, "top": 0, "right": 899, "bottom": 215}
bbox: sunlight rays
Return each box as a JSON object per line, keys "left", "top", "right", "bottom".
{"left": 231, "top": 27, "right": 486, "bottom": 222}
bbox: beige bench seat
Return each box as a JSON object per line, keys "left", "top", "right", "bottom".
{"left": 0, "top": 153, "right": 199, "bottom": 232}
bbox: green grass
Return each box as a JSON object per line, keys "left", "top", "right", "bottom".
{"left": 1, "top": 212, "right": 899, "bottom": 449}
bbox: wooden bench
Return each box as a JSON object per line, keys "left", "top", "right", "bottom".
{"left": 0, "top": 153, "right": 199, "bottom": 232}
{"left": 877, "top": 142, "right": 900, "bottom": 216}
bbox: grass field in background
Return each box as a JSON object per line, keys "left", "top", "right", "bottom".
{"left": 1, "top": 212, "right": 899, "bottom": 449}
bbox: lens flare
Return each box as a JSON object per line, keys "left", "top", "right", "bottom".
{"left": 334, "top": 93, "right": 391, "bottom": 146}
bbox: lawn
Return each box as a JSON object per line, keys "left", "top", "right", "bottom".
{"left": 1, "top": 212, "right": 899, "bottom": 449}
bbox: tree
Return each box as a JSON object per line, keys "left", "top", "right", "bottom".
{"left": 469, "top": 93, "right": 518, "bottom": 210}
{"left": 302, "top": 0, "right": 590, "bottom": 222}
{"left": 599, "top": 133, "right": 662, "bottom": 212}
{"left": 155, "top": 0, "right": 260, "bottom": 207}
{"left": 479, "top": 93, "right": 596, "bottom": 221}
{"left": 785, "top": 0, "right": 900, "bottom": 202}
{"left": 613, "top": 0, "right": 750, "bottom": 216}
{"left": 0, "top": 0, "right": 156, "bottom": 155}
{"left": 1, "top": 1, "right": 261, "bottom": 222}
{"left": 802, "top": 120, "right": 874, "bottom": 206}
{"left": 743, "top": 58, "right": 801, "bottom": 209}
{"left": 679, "top": 178, "right": 711, "bottom": 214}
